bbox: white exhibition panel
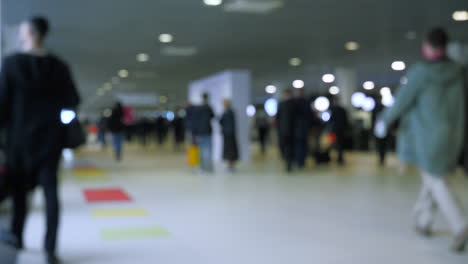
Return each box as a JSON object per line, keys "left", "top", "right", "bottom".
{"left": 189, "top": 70, "right": 251, "bottom": 163}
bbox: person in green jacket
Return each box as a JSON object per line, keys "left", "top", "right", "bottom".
{"left": 376, "top": 28, "right": 468, "bottom": 252}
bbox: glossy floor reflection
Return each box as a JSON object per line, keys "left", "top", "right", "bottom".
{"left": 8, "top": 145, "right": 468, "bottom": 263}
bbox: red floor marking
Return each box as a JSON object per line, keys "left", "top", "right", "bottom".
{"left": 83, "top": 188, "right": 132, "bottom": 203}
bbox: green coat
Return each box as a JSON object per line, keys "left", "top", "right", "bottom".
{"left": 381, "top": 60, "right": 465, "bottom": 176}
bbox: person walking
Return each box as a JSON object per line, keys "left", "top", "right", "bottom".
{"left": 255, "top": 107, "right": 270, "bottom": 156}
{"left": 192, "top": 93, "right": 215, "bottom": 172}
{"left": 108, "top": 102, "right": 125, "bottom": 161}
{"left": 172, "top": 109, "right": 186, "bottom": 151}
{"left": 293, "top": 89, "right": 311, "bottom": 169}
{"left": 276, "top": 89, "right": 296, "bottom": 172}
{"left": 375, "top": 28, "right": 468, "bottom": 252}
{"left": 328, "top": 97, "right": 349, "bottom": 166}
{"left": 0, "top": 17, "right": 80, "bottom": 264}
{"left": 220, "top": 100, "right": 239, "bottom": 172}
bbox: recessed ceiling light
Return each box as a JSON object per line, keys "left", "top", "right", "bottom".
{"left": 313, "top": 97, "right": 330, "bottom": 112}
{"left": 363, "top": 81, "right": 375, "bottom": 90}
{"left": 289, "top": 57, "right": 302, "bottom": 66}
{"left": 159, "top": 34, "right": 174, "bottom": 43}
{"left": 160, "top": 96, "right": 168, "bottom": 104}
{"left": 380, "top": 87, "right": 392, "bottom": 97}
{"left": 453, "top": 10, "right": 468, "bottom": 21}
{"left": 103, "top": 82, "right": 112, "bottom": 91}
{"left": 137, "top": 53, "right": 150, "bottom": 62}
{"left": 293, "top": 80, "right": 305, "bottom": 89}
{"left": 265, "top": 85, "right": 277, "bottom": 94}
{"left": 322, "top": 74, "right": 335, "bottom": 83}
{"left": 345, "top": 41, "right": 359, "bottom": 51}
{"left": 118, "top": 69, "right": 129, "bottom": 78}
{"left": 246, "top": 105, "right": 256, "bottom": 117}
{"left": 351, "top": 92, "right": 366, "bottom": 108}
{"left": 391, "top": 61, "right": 406, "bottom": 71}
{"left": 362, "top": 97, "right": 376, "bottom": 112}
{"left": 204, "top": 0, "right": 223, "bottom": 6}
{"left": 329, "top": 86, "right": 340, "bottom": 95}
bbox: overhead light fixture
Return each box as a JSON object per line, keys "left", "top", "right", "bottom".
{"left": 380, "top": 87, "right": 392, "bottom": 97}
{"left": 351, "top": 92, "right": 366, "bottom": 108}
{"left": 289, "top": 57, "right": 302, "bottom": 66}
{"left": 118, "top": 69, "right": 129, "bottom": 78}
{"left": 321, "top": 112, "right": 331, "bottom": 122}
{"left": 204, "top": 0, "right": 222, "bottom": 6}
{"left": 246, "top": 105, "right": 256, "bottom": 117}
{"left": 292, "top": 80, "right": 305, "bottom": 89}
{"left": 391, "top": 61, "right": 406, "bottom": 71}
{"left": 265, "top": 85, "right": 277, "bottom": 94}
{"left": 264, "top": 98, "right": 278, "bottom": 117}
{"left": 313, "top": 96, "right": 330, "bottom": 112}
{"left": 382, "top": 95, "right": 395, "bottom": 107}
{"left": 362, "top": 97, "right": 376, "bottom": 112}
{"left": 345, "top": 41, "right": 359, "bottom": 51}
{"left": 453, "top": 10, "right": 468, "bottom": 21}
{"left": 322, "top": 74, "right": 335, "bottom": 83}
{"left": 137, "top": 53, "right": 150, "bottom": 62}
{"left": 329, "top": 86, "right": 340, "bottom": 95}
{"left": 159, "top": 33, "right": 174, "bottom": 43}
{"left": 363, "top": 81, "right": 375, "bottom": 90}
{"left": 103, "top": 82, "right": 112, "bottom": 91}
{"left": 160, "top": 96, "right": 168, "bottom": 104}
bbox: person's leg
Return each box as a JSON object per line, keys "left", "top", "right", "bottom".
{"left": 422, "top": 171, "right": 467, "bottom": 234}
{"left": 198, "top": 136, "right": 208, "bottom": 171}
{"left": 206, "top": 136, "right": 213, "bottom": 172}
{"left": 113, "top": 133, "right": 123, "bottom": 161}
{"left": 9, "top": 174, "right": 28, "bottom": 249}
{"left": 336, "top": 134, "right": 345, "bottom": 165}
{"left": 38, "top": 155, "right": 61, "bottom": 256}
{"left": 284, "top": 136, "right": 294, "bottom": 172}
{"left": 413, "top": 175, "right": 437, "bottom": 234}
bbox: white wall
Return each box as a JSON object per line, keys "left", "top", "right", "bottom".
{"left": 189, "top": 70, "right": 252, "bottom": 163}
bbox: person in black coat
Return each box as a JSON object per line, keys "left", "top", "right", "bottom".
{"left": 172, "top": 109, "right": 186, "bottom": 151}
{"left": 329, "top": 97, "right": 349, "bottom": 165}
{"left": 276, "top": 89, "right": 296, "bottom": 172}
{"left": 108, "top": 102, "right": 125, "bottom": 161}
{"left": 220, "top": 100, "right": 239, "bottom": 171}
{"left": 293, "top": 89, "right": 311, "bottom": 169}
{"left": 0, "top": 17, "right": 80, "bottom": 264}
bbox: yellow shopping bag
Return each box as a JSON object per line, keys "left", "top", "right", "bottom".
{"left": 187, "top": 145, "right": 200, "bottom": 167}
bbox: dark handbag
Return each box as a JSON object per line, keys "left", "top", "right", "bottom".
{"left": 63, "top": 118, "right": 86, "bottom": 149}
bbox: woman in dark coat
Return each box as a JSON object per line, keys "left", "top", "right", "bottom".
{"left": 0, "top": 17, "right": 80, "bottom": 264}
{"left": 220, "top": 100, "right": 239, "bottom": 171}
{"left": 108, "top": 102, "right": 125, "bottom": 161}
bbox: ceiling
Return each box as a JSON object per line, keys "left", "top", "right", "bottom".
{"left": 2, "top": 0, "right": 468, "bottom": 111}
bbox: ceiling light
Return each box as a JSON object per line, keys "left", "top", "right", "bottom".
{"left": 159, "top": 34, "right": 174, "bottom": 43}
{"left": 313, "top": 96, "right": 330, "bottom": 112}
{"left": 382, "top": 95, "right": 395, "bottom": 107}
{"left": 137, "top": 53, "right": 150, "bottom": 62}
{"left": 345, "top": 41, "right": 360, "bottom": 51}
{"left": 293, "top": 80, "right": 305, "bottom": 89}
{"left": 380, "top": 87, "right": 392, "bottom": 97}
{"left": 362, "top": 97, "right": 376, "bottom": 112}
{"left": 289, "top": 57, "right": 302, "bottom": 66}
{"left": 322, "top": 74, "right": 335, "bottom": 83}
{"left": 204, "top": 0, "right": 223, "bottom": 6}
{"left": 321, "top": 112, "right": 331, "bottom": 122}
{"left": 329, "top": 86, "right": 340, "bottom": 95}
{"left": 103, "top": 82, "right": 112, "bottom": 91}
{"left": 265, "top": 85, "right": 277, "bottom": 94}
{"left": 264, "top": 98, "right": 278, "bottom": 117}
{"left": 160, "top": 96, "right": 168, "bottom": 104}
{"left": 363, "top": 81, "right": 375, "bottom": 90}
{"left": 246, "top": 105, "right": 256, "bottom": 117}
{"left": 351, "top": 92, "right": 366, "bottom": 108}
{"left": 453, "top": 11, "right": 468, "bottom": 21}
{"left": 118, "top": 69, "right": 129, "bottom": 78}
{"left": 391, "top": 61, "right": 406, "bottom": 71}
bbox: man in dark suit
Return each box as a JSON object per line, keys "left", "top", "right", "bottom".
{"left": 0, "top": 17, "right": 80, "bottom": 264}
{"left": 293, "top": 89, "right": 311, "bottom": 169}
{"left": 329, "top": 97, "right": 349, "bottom": 165}
{"left": 276, "top": 89, "right": 296, "bottom": 172}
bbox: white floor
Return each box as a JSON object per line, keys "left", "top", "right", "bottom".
{"left": 14, "top": 145, "right": 468, "bottom": 263}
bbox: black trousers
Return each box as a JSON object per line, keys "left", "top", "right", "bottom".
{"left": 279, "top": 135, "right": 294, "bottom": 170}
{"left": 335, "top": 133, "right": 346, "bottom": 164}
{"left": 294, "top": 138, "right": 308, "bottom": 169}
{"left": 11, "top": 153, "right": 61, "bottom": 254}
{"left": 258, "top": 128, "right": 269, "bottom": 154}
